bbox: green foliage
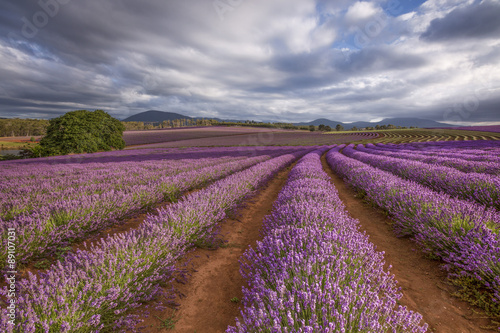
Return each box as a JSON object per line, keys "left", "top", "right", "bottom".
{"left": 33, "top": 259, "right": 51, "bottom": 270}
{"left": 0, "top": 153, "right": 23, "bottom": 161}
{"left": 335, "top": 124, "right": 344, "bottom": 131}
{"left": 155, "top": 311, "right": 178, "bottom": 330}
{"left": 449, "top": 276, "right": 500, "bottom": 328}
{"left": 0, "top": 118, "right": 48, "bottom": 137}
{"left": 34, "top": 110, "right": 125, "bottom": 156}
{"left": 309, "top": 125, "right": 315, "bottom": 132}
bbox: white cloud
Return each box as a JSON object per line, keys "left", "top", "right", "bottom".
{"left": 345, "top": 1, "right": 383, "bottom": 25}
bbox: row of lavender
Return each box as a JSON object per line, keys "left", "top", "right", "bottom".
{"left": 342, "top": 144, "right": 500, "bottom": 210}
{"left": 0, "top": 146, "right": 290, "bottom": 220}
{"left": 0, "top": 147, "right": 301, "bottom": 265}
{"left": 228, "top": 149, "right": 427, "bottom": 332}
{"left": 361, "top": 143, "right": 500, "bottom": 175}
{"left": 0, "top": 148, "right": 312, "bottom": 332}
{"left": 374, "top": 141, "right": 500, "bottom": 161}
{"left": 327, "top": 146, "right": 500, "bottom": 307}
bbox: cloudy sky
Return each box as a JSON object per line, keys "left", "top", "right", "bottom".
{"left": 0, "top": 0, "right": 499, "bottom": 124}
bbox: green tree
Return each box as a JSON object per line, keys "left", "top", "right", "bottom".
{"left": 335, "top": 124, "right": 344, "bottom": 131}
{"left": 35, "top": 110, "right": 125, "bottom": 156}
{"left": 309, "top": 125, "right": 315, "bottom": 132}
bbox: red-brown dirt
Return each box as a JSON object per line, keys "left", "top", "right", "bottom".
{"left": 136, "top": 162, "right": 295, "bottom": 332}
{"left": 133, "top": 153, "right": 496, "bottom": 333}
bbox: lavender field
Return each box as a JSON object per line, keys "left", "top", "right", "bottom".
{"left": 327, "top": 141, "right": 500, "bottom": 321}
{"left": 1, "top": 138, "right": 500, "bottom": 331}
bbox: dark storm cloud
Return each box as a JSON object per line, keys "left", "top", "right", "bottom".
{"left": 341, "top": 46, "right": 427, "bottom": 73}
{"left": 421, "top": 0, "right": 500, "bottom": 41}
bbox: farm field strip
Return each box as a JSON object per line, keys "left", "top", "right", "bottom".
{"left": 326, "top": 146, "right": 500, "bottom": 314}
{"left": 229, "top": 149, "right": 427, "bottom": 332}
{"left": 343, "top": 144, "right": 500, "bottom": 210}
{"left": 0, "top": 147, "right": 302, "bottom": 266}
{"left": 126, "top": 131, "right": 380, "bottom": 149}
{"left": 0, "top": 148, "right": 312, "bottom": 332}
{"left": 356, "top": 129, "right": 500, "bottom": 144}
{"left": 444, "top": 125, "right": 500, "bottom": 133}
{"left": 360, "top": 144, "right": 500, "bottom": 175}
{"left": 122, "top": 126, "right": 287, "bottom": 146}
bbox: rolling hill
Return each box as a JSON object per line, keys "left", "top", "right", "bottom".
{"left": 294, "top": 117, "right": 454, "bottom": 129}
{"left": 122, "top": 110, "right": 454, "bottom": 129}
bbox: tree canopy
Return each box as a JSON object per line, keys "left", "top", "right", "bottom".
{"left": 33, "top": 110, "right": 125, "bottom": 156}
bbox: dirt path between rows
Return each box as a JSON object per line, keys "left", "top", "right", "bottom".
{"left": 138, "top": 162, "right": 294, "bottom": 333}
{"left": 320, "top": 154, "right": 494, "bottom": 333}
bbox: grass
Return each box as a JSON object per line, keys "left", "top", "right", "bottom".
{"left": 449, "top": 276, "right": 500, "bottom": 329}
{"left": 155, "top": 311, "right": 178, "bottom": 330}
{"left": 0, "top": 140, "right": 38, "bottom": 149}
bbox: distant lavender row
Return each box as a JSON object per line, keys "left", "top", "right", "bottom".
{"left": 0, "top": 155, "right": 246, "bottom": 220}
{"left": 1, "top": 145, "right": 293, "bottom": 220}
{"left": 122, "top": 126, "right": 285, "bottom": 146}
{"left": 377, "top": 140, "right": 500, "bottom": 155}
{"left": 0, "top": 149, "right": 310, "bottom": 332}
{"left": 327, "top": 146, "right": 500, "bottom": 305}
{"left": 229, "top": 149, "right": 427, "bottom": 332}
{"left": 372, "top": 142, "right": 500, "bottom": 164}
{"left": 0, "top": 151, "right": 293, "bottom": 265}
{"left": 0, "top": 146, "right": 290, "bottom": 165}
{"left": 360, "top": 144, "right": 500, "bottom": 175}
{"left": 343, "top": 145, "right": 500, "bottom": 210}
{"left": 127, "top": 131, "right": 380, "bottom": 149}
{"left": 445, "top": 125, "right": 500, "bottom": 133}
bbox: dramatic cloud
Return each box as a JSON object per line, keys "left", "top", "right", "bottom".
{"left": 0, "top": 0, "right": 499, "bottom": 125}
{"left": 421, "top": 0, "right": 500, "bottom": 41}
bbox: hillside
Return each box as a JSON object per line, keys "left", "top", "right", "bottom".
{"left": 122, "top": 111, "right": 454, "bottom": 129}
{"left": 122, "top": 110, "right": 195, "bottom": 122}
{"left": 294, "top": 117, "right": 454, "bottom": 129}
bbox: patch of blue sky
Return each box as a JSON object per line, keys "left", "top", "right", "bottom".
{"left": 383, "top": 0, "right": 428, "bottom": 16}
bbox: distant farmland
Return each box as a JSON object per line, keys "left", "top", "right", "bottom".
{"left": 124, "top": 126, "right": 379, "bottom": 148}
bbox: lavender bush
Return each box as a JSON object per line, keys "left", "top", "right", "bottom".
{"left": 0, "top": 149, "right": 311, "bottom": 332}
{"left": 360, "top": 143, "right": 500, "bottom": 175}
{"left": 342, "top": 145, "right": 500, "bottom": 210}
{"left": 229, "top": 149, "right": 427, "bottom": 332}
{"left": 0, "top": 152, "right": 280, "bottom": 265}
{"left": 326, "top": 146, "right": 500, "bottom": 308}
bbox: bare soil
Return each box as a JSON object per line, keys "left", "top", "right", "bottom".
{"left": 137, "top": 163, "right": 294, "bottom": 333}
{"left": 320, "top": 153, "right": 494, "bottom": 333}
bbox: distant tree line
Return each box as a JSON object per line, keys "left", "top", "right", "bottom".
{"left": 0, "top": 118, "right": 49, "bottom": 137}
{"left": 0, "top": 116, "right": 419, "bottom": 138}
{"left": 122, "top": 118, "right": 220, "bottom": 130}
{"left": 122, "top": 118, "right": 312, "bottom": 131}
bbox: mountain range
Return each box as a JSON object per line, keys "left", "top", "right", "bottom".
{"left": 294, "top": 117, "right": 455, "bottom": 129}
{"left": 122, "top": 110, "right": 455, "bottom": 129}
